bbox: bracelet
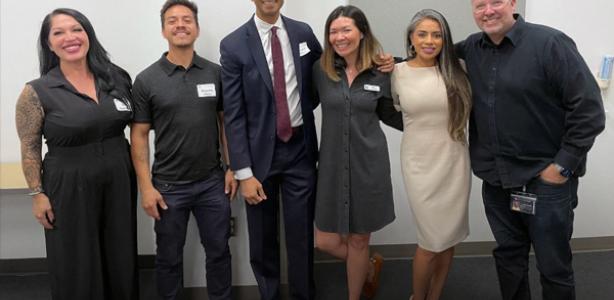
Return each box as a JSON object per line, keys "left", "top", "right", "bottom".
{"left": 27, "top": 186, "right": 44, "bottom": 196}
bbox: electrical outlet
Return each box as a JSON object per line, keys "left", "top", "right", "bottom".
{"left": 230, "top": 217, "right": 236, "bottom": 237}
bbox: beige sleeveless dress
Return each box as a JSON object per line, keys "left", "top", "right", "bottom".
{"left": 391, "top": 62, "right": 471, "bottom": 252}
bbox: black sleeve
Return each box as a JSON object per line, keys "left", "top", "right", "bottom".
{"left": 394, "top": 56, "right": 406, "bottom": 63}
{"left": 309, "top": 28, "right": 323, "bottom": 109}
{"left": 311, "top": 61, "right": 321, "bottom": 109}
{"left": 455, "top": 39, "right": 467, "bottom": 59}
{"left": 131, "top": 76, "right": 153, "bottom": 124}
{"left": 216, "top": 68, "right": 224, "bottom": 112}
{"left": 544, "top": 32, "right": 606, "bottom": 171}
{"left": 377, "top": 73, "right": 403, "bottom": 131}
{"left": 377, "top": 96, "right": 403, "bottom": 131}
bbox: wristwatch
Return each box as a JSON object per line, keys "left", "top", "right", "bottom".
{"left": 554, "top": 163, "right": 573, "bottom": 178}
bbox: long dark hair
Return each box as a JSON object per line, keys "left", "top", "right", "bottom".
{"left": 38, "top": 8, "right": 131, "bottom": 99}
{"left": 321, "top": 5, "right": 383, "bottom": 81}
{"left": 406, "top": 9, "right": 472, "bottom": 143}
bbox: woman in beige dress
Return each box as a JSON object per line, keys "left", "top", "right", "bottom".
{"left": 391, "top": 9, "right": 472, "bottom": 300}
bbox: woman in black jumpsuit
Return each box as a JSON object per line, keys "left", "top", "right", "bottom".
{"left": 15, "top": 8, "right": 138, "bottom": 300}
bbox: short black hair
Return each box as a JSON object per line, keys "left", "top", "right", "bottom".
{"left": 160, "top": 0, "right": 199, "bottom": 28}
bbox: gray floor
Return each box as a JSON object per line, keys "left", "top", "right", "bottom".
{"left": 1, "top": 251, "right": 613, "bottom": 299}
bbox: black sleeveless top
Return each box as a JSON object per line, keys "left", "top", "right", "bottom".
{"left": 28, "top": 67, "right": 132, "bottom": 147}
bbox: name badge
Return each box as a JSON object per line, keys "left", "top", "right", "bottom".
{"left": 510, "top": 191, "right": 537, "bottom": 215}
{"left": 364, "top": 84, "right": 381, "bottom": 92}
{"left": 197, "top": 83, "right": 216, "bottom": 97}
{"left": 113, "top": 98, "right": 131, "bottom": 111}
{"left": 299, "top": 42, "right": 310, "bottom": 57}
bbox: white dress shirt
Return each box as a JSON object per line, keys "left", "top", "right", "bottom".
{"left": 254, "top": 14, "right": 302, "bottom": 127}
{"left": 235, "top": 15, "right": 303, "bottom": 181}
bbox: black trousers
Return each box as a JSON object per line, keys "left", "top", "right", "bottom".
{"left": 483, "top": 177, "right": 578, "bottom": 300}
{"left": 153, "top": 168, "right": 232, "bottom": 300}
{"left": 246, "top": 128, "right": 317, "bottom": 300}
{"left": 43, "top": 136, "right": 138, "bottom": 300}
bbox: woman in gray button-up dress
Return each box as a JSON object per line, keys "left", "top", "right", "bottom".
{"left": 313, "top": 6, "right": 402, "bottom": 300}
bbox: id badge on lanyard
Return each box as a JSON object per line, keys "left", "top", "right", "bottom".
{"left": 510, "top": 186, "right": 537, "bottom": 215}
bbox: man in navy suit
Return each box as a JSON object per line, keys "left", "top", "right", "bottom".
{"left": 220, "top": 1, "right": 321, "bottom": 299}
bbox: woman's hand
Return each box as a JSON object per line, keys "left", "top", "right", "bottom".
{"left": 32, "top": 193, "right": 54, "bottom": 229}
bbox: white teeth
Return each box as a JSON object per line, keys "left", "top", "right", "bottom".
{"left": 64, "top": 45, "right": 80, "bottom": 52}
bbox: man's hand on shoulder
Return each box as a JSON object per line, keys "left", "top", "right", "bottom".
{"left": 377, "top": 53, "right": 395, "bottom": 73}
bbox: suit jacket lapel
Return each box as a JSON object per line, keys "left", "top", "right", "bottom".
{"left": 246, "top": 18, "right": 274, "bottom": 96}
{"left": 283, "top": 16, "right": 303, "bottom": 96}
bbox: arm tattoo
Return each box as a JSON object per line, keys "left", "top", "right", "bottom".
{"left": 15, "top": 85, "right": 44, "bottom": 190}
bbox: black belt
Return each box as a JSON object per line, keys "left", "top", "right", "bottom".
{"left": 292, "top": 125, "right": 304, "bottom": 135}
{"left": 47, "top": 135, "right": 127, "bottom": 156}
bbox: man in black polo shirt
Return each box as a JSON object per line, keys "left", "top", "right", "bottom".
{"left": 130, "top": 1, "right": 236, "bottom": 299}
{"left": 456, "top": 1, "right": 605, "bottom": 299}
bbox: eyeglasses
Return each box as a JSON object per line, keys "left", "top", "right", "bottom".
{"left": 473, "top": 0, "right": 509, "bottom": 14}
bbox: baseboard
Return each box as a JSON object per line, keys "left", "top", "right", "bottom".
{"left": 0, "top": 255, "right": 156, "bottom": 275}
{"left": 314, "top": 236, "right": 614, "bottom": 261}
{"left": 2, "top": 237, "right": 613, "bottom": 274}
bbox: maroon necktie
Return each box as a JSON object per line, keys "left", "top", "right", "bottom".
{"left": 271, "top": 26, "right": 292, "bottom": 142}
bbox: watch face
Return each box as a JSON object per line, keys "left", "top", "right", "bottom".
{"left": 560, "top": 169, "right": 573, "bottom": 178}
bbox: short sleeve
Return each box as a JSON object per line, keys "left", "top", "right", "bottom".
{"left": 131, "top": 76, "right": 152, "bottom": 123}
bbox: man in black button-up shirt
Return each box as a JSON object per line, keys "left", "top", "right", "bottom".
{"left": 457, "top": 0, "right": 605, "bottom": 299}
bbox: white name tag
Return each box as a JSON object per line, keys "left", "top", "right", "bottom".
{"left": 197, "top": 83, "right": 216, "bottom": 97}
{"left": 364, "top": 84, "right": 381, "bottom": 92}
{"left": 113, "top": 98, "right": 131, "bottom": 111}
{"left": 299, "top": 42, "right": 310, "bottom": 57}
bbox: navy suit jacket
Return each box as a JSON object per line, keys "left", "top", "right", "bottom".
{"left": 220, "top": 15, "right": 323, "bottom": 181}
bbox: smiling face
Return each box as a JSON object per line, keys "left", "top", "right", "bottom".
{"left": 252, "top": 0, "right": 284, "bottom": 24}
{"left": 162, "top": 4, "right": 199, "bottom": 49}
{"left": 47, "top": 14, "right": 89, "bottom": 66}
{"left": 328, "top": 16, "right": 362, "bottom": 64}
{"left": 472, "top": 0, "right": 516, "bottom": 44}
{"left": 410, "top": 18, "right": 443, "bottom": 66}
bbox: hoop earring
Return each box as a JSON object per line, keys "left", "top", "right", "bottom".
{"left": 409, "top": 44, "right": 416, "bottom": 57}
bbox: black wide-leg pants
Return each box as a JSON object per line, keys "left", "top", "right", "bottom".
{"left": 42, "top": 136, "right": 138, "bottom": 300}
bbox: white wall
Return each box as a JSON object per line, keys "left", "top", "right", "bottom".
{"left": 525, "top": 0, "right": 614, "bottom": 238}
{"left": 0, "top": 0, "right": 345, "bottom": 287}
